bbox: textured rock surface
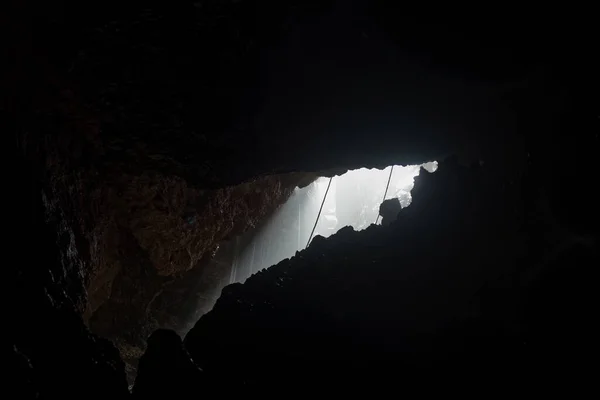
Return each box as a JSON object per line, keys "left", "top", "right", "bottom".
{"left": 9, "top": 152, "right": 129, "bottom": 398}
{"left": 6, "top": 1, "right": 598, "bottom": 396}
{"left": 17, "top": 92, "right": 307, "bottom": 380}
{"left": 82, "top": 171, "right": 304, "bottom": 374}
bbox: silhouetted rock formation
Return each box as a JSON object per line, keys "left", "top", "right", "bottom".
{"left": 182, "top": 160, "right": 597, "bottom": 392}
{"left": 378, "top": 197, "right": 402, "bottom": 226}
{"left": 133, "top": 329, "right": 203, "bottom": 398}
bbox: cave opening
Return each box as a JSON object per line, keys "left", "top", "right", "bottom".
{"left": 9, "top": 0, "right": 599, "bottom": 394}
{"left": 177, "top": 162, "right": 438, "bottom": 334}
{"left": 230, "top": 161, "right": 438, "bottom": 283}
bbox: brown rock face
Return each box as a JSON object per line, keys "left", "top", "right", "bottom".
{"left": 83, "top": 171, "right": 305, "bottom": 377}
{"left": 15, "top": 77, "right": 306, "bottom": 380}
{"left": 84, "top": 172, "right": 302, "bottom": 317}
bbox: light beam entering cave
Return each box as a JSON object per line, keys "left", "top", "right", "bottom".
{"left": 229, "top": 162, "right": 438, "bottom": 283}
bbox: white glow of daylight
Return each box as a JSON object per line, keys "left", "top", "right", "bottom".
{"left": 229, "top": 162, "right": 437, "bottom": 283}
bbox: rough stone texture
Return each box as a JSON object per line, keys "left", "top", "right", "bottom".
{"left": 83, "top": 171, "right": 303, "bottom": 355}
{"left": 16, "top": 84, "right": 306, "bottom": 381}
{"left": 6, "top": 1, "right": 598, "bottom": 397}
{"left": 9, "top": 151, "right": 129, "bottom": 398}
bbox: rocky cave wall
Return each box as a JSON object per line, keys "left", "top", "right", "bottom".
{"left": 81, "top": 171, "right": 310, "bottom": 376}
{"left": 141, "top": 159, "right": 598, "bottom": 395}
{"left": 7, "top": 1, "right": 599, "bottom": 397}
{"left": 16, "top": 81, "right": 314, "bottom": 380}
{"left": 10, "top": 151, "right": 130, "bottom": 398}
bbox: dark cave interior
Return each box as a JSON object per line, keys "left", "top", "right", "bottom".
{"left": 7, "top": 1, "right": 600, "bottom": 397}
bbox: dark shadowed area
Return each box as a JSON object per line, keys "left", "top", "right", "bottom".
{"left": 6, "top": 0, "right": 599, "bottom": 396}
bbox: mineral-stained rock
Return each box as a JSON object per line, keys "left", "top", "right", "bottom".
{"left": 82, "top": 170, "right": 306, "bottom": 381}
